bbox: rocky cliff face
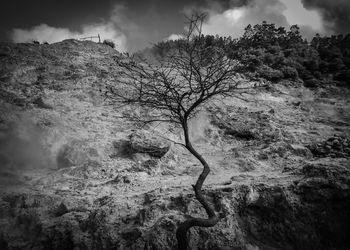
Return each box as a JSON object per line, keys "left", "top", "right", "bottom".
{"left": 0, "top": 40, "right": 349, "bottom": 250}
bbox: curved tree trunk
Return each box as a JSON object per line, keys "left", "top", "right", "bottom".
{"left": 176, "top": 122, "right": 219, "bottom": 250}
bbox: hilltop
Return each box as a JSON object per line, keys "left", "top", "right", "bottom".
{"left": 0, "top": 39, "right": 350, "bottom": 250}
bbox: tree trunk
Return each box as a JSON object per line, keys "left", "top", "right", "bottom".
{"left": 176, "top": 122, "right": 219, "bottom": 250}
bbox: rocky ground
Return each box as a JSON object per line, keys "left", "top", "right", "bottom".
{"left": 0, "top": 40, "right": 349, "bottom": 250}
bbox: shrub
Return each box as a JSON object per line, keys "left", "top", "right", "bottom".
{"left": 258, "top": 66, "right": 284, "bottom": 82}
{"left": 335, "top": 70, "right": 350, "bottom": 84}
{"left": 298, "top": 67, "right": 313, "bottom": 80}
{"left": 303, "top": 59, "right": 320, "bottom": 72}
{"left": 264, "top": 53, "right": 279, "bottom": 65}
{"left": 32, "top": 40, "right": 40, "bottom": 45}
{"left": 267, "top": 45, "right": 282, "bottom": 54}
{"left": 328, "top": 58, "right": 345, "bottom": 72}
{"left": 103, "top": 39, "right": 115, "bottom": 49}
{"left": 283, "top": 58, "right": 304, "bottom": 71}
{"left": 281, "top": 66, "right": 298, "bottom": 79}
{"left": 304, "top": 78, "right": 320, "bottom": 88}
{"left": 244, "top": 54, "right": 263, "bottom": 71}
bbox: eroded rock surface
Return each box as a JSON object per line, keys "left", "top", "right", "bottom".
{"left": 128, "top": 130, "right": 171, "bottom": 158}
{"left": 308, "top": 135, "right": 350, "bottom": 158}
{"left": 0, "top": 40, "right": 350, "bottom": 250}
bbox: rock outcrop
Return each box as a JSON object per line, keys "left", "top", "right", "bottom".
{"left": 0, "top": 160, "right": 349, "bottom": 250}
{"left": 0, "top": 40, "right": 349, "bottom": 250}
{"left": 308, "top": 135, "right": 350, "bottom": 158}
{"left": 128, "top": 130, "right": 171, "bottom": 158}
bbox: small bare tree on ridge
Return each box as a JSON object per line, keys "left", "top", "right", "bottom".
{"left": 106, "top": 13, "right": 258, "bottom": 250}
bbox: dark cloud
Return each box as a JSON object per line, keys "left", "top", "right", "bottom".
{"left": 1, "top": 0, "right": 253, "bottom": 49}
{"left": 184, "top": 0, "right": 252, "bottom": 12}
{"left": 1, "top": 0, "right": 345, "bottom": 50}
{"left": 1, "top": 0, "right": 111, "bottom": 37}
{"left": 302, "top": 0, "right": 350, "bottom": 34}
{"left": 199, "top": 0, "right": 324, "bottom": 41}
{"left": 108, "top": 0, "right": 253, "bottom": 50}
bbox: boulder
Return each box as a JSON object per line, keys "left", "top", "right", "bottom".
{"left": 54, "top": 202, "right": 69, "bottom": 217}
{"left": 289, "top": 144, "right": 312, "bottom": 158}
{"left": 138, "top": 159, "right": 160, "bottom": 175}
{"left": 239, "top": 161, "right": 350, "bottom": 250}
{"left": 224, "top": 127, "right": 257, "bottom": 140}
{"left": 262, "top": 141, "right": 291, "bottom": 158}
{"left": 128, "top": 130, "right": 170, "bottom": 158}
{"left": 308, "top": 136, "right": 350, "bottom": 158}
{"left": 33, "top": 97, "right": 53, "bottom": 109}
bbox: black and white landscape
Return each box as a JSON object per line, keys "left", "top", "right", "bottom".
{"left": 0, "top": 1, "right": 350, "bottom": 249}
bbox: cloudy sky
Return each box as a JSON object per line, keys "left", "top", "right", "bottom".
{"left": 1, "top": 0, "right": 350, "bottom": 51}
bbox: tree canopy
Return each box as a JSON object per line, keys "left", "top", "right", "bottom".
{"left": 141, "top": 21, "right": 350, "bottom": 86}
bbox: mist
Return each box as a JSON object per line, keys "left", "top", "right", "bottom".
{"left": 0, "top": 114, "right": 53, "bottom": 184}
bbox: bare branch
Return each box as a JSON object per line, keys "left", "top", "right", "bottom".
{"left": 105, "top": 12, "right": 257, "bottom": 250}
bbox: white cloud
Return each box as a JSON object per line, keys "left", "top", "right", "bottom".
{"left": 202, "top": 0, "right": 289, "bottom": 38}
{"left": 280, "top": 0, "right": 323, "bottom": 31}
{"left": 200, "top": 0, "right": 325, "bottom": 40}
{"left": 12, "top": 24, "right": 78, "bottom": 43}
{"left": 81, "top": 23, "right": 127, "bottom": 50}
{"left": 224, "top": 9, "right": 245, "bottom": 22}
{"left": 166, "top": 34, "right": 184, "bottom": 41}
{"left": 11, "top": 23, "right": 127, "bottom": 51}
{"left": 11, "top": 5, "right": 129, "bottom": 51}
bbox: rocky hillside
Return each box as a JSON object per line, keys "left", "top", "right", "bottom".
{"left": 0, "top": 40, "right": 350, "bottom": 250}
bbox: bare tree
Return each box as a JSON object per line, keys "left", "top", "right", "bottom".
{"left": 106, "top": 13, "right": 259, "bottom": 250}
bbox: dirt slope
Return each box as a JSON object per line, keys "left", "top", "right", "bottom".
{"left": 0, "top": 40, "right": 350, "bottom": 250}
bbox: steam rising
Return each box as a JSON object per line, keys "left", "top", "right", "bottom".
{"left": 0, "top": 114, "right": 53, "bottom": 184}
